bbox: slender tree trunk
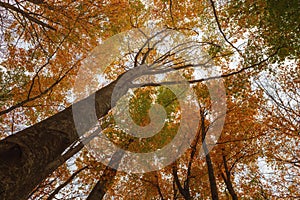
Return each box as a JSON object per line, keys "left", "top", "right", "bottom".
{"left": 221, "top": 154, "right": 238, "bottom": 200}
{"left": 201, "top": 113, "right": 219, "bottom": 200}
{"left": 86, "top": 149, "right": 125, "bottom": 200}
{"left": 87, "top": 137, "right": 133, "bottom": 200}
{"left": 172, "top": 163, "right": 192, "bottom": 200}
{"left": 155, "top": 172, "right": 165, "bottom": 200}
{"left": 0, "top": 71, "right": 130, "bottom": 200}
{"left": 203, "top": 147, "right": 219, "bottom": 200}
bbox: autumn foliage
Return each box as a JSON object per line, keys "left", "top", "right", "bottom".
{"left": 0, "top": 0, "right": 299, "bottom": 199}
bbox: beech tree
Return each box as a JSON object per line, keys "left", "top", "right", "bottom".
{"left": 0, "top": 0, "right": 299, "bottom": 199}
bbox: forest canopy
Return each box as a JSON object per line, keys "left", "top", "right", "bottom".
{"left": 0, "top": 0, "right": 299, "bottom": 199}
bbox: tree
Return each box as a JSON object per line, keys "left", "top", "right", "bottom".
{"left": 1, "top": 0, "right": 299, "bottom": 199}
{"left": 253, "top": 61, "right": 300, "bottom": 198}
{"left": 0, "top": 1, "right": 142, "bottom": 199}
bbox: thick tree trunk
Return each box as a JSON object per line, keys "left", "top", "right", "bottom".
{"left": 27, "top": 138, "right": 86, "bottom": 198}
{"left": 0, "top": 72, "right": 129, "bottom": 200}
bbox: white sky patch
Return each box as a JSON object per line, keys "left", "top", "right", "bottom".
{"left": 140, "top": 0, "right": 153, "bottom": 10}
{"left": 0, "top": 64, "right": 6, "bottom": 72}
{"left": 257, "top": 156, "right": 274, "bottom": 179}
{"left": 192, "top": 28, "right": 204, "bottom": 41}
{"left": 228, "top": 53, "right": 242, "bottom": 69}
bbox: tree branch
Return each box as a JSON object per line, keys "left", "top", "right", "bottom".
{"left": 209, "top": 0, "right": 241, "bottom": 54}
{"left": 46, "top": 166, "right": 88, "bottom": 200}
{"left": 133, "top": 47, "right": 280, "bottom": 88}
{"left": 0, "top": 1, "right": 56, "bottom": 30}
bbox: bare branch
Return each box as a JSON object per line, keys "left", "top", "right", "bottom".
{"left": 133, "top": 48, "right": 279, "bottom": 88}
{"left": 209, "top": 0, "right": 241, "bottom": 54}
{"left": 0, "top": 1, "right": 56, "bottom": 30}
{"left": 0, "top": 59, "right": 79, "bottom": 116}
{"left": 46, "top": 166, "right": 88, "bottom": 200}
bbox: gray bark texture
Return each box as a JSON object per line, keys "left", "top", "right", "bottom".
{"left": 0, "top": 70, "right": 131, "bottom": 200}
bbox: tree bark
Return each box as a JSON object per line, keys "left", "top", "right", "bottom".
{"left": 201, "top": 113, "right": 219, "bottom": 200}
{"left": 172, "top": 163, "right": 191, "bottom": 200}
{"left": 86, "top": 149, "right": 125, "bottom": 200}
{"left": 86, "top": 137, "right": 133, "bottom": 200}
{"left": 0, "top": 71, "right": 129, "bottom": 200}
{"left": 221, "top": 154, "right": 238, "bottom": 200}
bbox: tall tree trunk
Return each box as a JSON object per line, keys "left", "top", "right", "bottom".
{"left": 172, "top": 163, "right": 192, "bottom": 200}
{"left": 0, "top": 71, "right": 131, "bottom": 200}
{"left": 201, "top": 113, "right": 219, "bottom": 200}
{"left": 203, "top": 146, "right": 219, "bottom": 200}
{"left": 28, "top": 138, "right": 85, "bottom": 198}
{"left": 86, "top": 149, "right": 125, "bottom": 200}
{"left": 87, "top": 138, "right": 133, "bottom": 200}
{"left": 221, "top": 154, "right": 238, "bottom": 200}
